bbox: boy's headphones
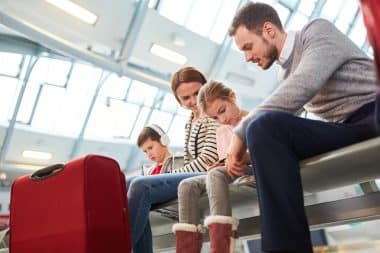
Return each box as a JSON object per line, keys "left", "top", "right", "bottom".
{"left": 147, "top": 124, "right": 170, "bottom": 146}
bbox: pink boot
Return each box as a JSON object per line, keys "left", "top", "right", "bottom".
{"left": 172, "top": 223, "right": 203, "bottom": 253}
{"left": 204, "top": 215, "right": 239, "bottom": 253}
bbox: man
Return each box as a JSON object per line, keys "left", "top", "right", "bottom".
{"left": 226, "top": 2, "right": 378, "bottom": 252}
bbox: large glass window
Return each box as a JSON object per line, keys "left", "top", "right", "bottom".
{"left": 0, "top": 52, "right": 23, "bottom": 77}
{"left": 0, "top": 76, "right": 20, "bottom": 123}
{"left": 158, "top": 0, "right": 241, "bottom": 43}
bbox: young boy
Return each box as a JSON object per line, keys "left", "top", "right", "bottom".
{"left": 137, "top": 124, "right": 182, "bottom": 175}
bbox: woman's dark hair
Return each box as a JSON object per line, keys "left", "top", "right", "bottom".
{"left": 171, "top": 66, "right": 207, "bottom": 103}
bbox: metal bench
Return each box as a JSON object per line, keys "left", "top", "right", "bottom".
{"left": 150, "top": 136, "right": 380, "bottom": 251}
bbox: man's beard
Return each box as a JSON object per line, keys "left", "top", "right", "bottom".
{"left": 262, "top": 38, "right": 278, "bottom": 70}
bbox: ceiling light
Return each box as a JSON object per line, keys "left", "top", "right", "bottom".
{"left": 45, "top": 0, "right": 98, "bottom": 25}
{"left": 22, "top": 150, "right": 53, "bottom": 160}
{"left": 150, "top": 44, "right": 187, "bottom": 65}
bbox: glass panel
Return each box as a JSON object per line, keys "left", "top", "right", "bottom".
{"left": 29, "top": 57, "right": 71, "bottom": 86}
{"left": 349, "top": 13, "right": 366, "bottom": 48}
{"left": 158, "top": 0, "right": 193, "bottom": 25}
{"left": 335, "top": 20, "right": 350, "bottom": 34}
{"left": 279, "top": 0, "right": 299, "bottom": 9}
{"left": 177, "top": 106, "right": 190, "bottom": 117}
{"left": 320, "top": 0, "right": 344, "bottom": 22}
{"left": 367, "top": 47, "right": 374, "bottom": 59}
{"left": 26, "top": 62, "right": 101, "bottom": 136}
{"left": 167, "top": 115, "right": 188, "bottom": 147}
{"left": 186, "top": 0, "right": 222, "bottom": 37}
{"left": 129, "top": 106, "right": 151, "bottom": 142}
{"left": 0, "top": 52, "right": 23, "bottom": 77}
{"left": 256, "top": 0, "right": 277, "bottom": 6}
{"left": 286, "top": 12, "right": 308, "bottom": 31}
{"left": 148, "top": 109, "right": 173, "bottom": 132}
{"left": 297, "top": 0, "right": 316, "bottom": 17}
{"left": 274, "top": 3, "right": 291, "bottom": 25}
{"left": 100, "top": 74, "right": 130, "bottom": 100}
{"left": 111, "top": 101, "right": 141, "bottom": 138}
{"left": 148, "top": 0, "right": 159, "bottom": 9}
{"left": 0, "top": 76, "right": 20, "bottom": 123}
{"left": 84, "top": 96, "right": 118, "bottom": 139}
{"left": 209, "top": 0, "right": 240, "bottom": 43}
{"left": 31, "top": 85, "right": 66, "bottom": 131}
{"left": 161, "top": 93, "right": 178, "bottom": 113}
{"left": 127, "top": 80, "right": 158, "bottom": 106}
{"left": 17, "top": 80, "right": 41, "bottom": 123}
{"left": 337, "top": 0, "right": 358, "bottom": 24}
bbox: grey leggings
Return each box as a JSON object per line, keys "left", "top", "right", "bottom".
{"left": 178, "top": 166, "right": 251, "bottom": 224}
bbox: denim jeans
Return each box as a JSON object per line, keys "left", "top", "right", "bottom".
{"left": 246, "top": 102, "right": 377, "bottom": 253}
{"left": 127, "top": 173, "right": 201, "bottom": 253}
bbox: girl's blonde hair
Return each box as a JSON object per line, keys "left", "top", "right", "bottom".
{"left": 197, "top": 80, "right": 234, "bottom": 113}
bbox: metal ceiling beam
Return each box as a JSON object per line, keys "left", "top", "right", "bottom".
{"left": 117, "top": 0, "right": 150, "bottom": 62}
{"left": 0, "top": 9, "right": 170, "bottom": 90}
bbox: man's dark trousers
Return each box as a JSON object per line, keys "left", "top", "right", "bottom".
{"left": 246, "top": 101, "right": 377, "bottom": 253}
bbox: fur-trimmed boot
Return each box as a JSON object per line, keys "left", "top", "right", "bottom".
{"left": 172, "top": 223, "right": 203, "bottom": 253}
{"left": 204, "top": 215, "right": 239, "bottom": 253}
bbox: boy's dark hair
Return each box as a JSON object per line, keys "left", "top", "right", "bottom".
{"left": 137, "top": 127, "right": 161, "bottom": 147}
{"left": 229, "top": 2, "right": 283, "bottom": 36}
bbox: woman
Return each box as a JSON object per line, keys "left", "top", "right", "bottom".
{"left": 173, "top": 81, "right": 252, "bottom": 253}
{"left": 127, "top": 67, "right": 219, "bottom": 253}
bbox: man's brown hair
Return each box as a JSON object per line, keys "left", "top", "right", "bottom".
{"left": 229, "top": 2, "right": 283, "bottom": 36}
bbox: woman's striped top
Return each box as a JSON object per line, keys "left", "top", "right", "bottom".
{"left": 171, "top": 114, "right": 219, "bottom": 173}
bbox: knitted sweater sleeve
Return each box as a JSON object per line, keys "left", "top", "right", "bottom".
{"left": 234, "top": 19, "right": 355, "bottom": 141}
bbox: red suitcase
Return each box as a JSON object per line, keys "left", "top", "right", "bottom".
{"left": 9, "top": 155, "right": 131, "bottom": 253}
{"left": 361, "top": 0, "right": 380, "bottom": 133}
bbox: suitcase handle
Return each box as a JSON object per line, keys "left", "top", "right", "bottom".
{"left": 30, "top": 164, "right": 64, "bottom": 181}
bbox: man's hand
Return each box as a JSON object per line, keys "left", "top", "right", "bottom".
{"left": 226, "top": 134, "right": 247, "bottom": 178}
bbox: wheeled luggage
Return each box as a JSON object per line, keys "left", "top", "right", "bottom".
{"left": 9, "top": 154, "right": 131, "bottom": 253}
{"left": 361, "top": 0, "right": 380, "bottom": 134}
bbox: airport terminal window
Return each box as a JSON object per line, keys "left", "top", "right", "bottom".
{"left": 127, "top": 80, "right": 158, "bottom": 107}
{"left": 334, "top": 1, "right": 358, "bottom": 34}
{"left": 320, "top": 0, "right": 345, "bottom": 22}
{"left": 348, "top": 13, "right": 367, "bottom": 49}
{"left": 158, "top": 0, "right": 240, "bottom": 43}
{"left": 209, "top": 0, "right": 241, "bottom": 43}
{"left": 0, "top": 76, "right": 19, "bottom": 123}
{"left": 297, "top": 0, "right": 317, "bottom": 17}
{"left": 129, "top": 107, "right": 151, "bottom": 141}
{"left": 0, "top": 52, "right": 23, "bottom": 77}
{"left": 148, "top": 109, "right": 173, "bottom": 131}
{"left": 167, "top": 114, "right": 188, "bottom": 147}
{"left": 157, "top": 0, "right": 193, "bottom": 25}
{"left": 16, "top": 57, "right": 72, "bottom": 124}
{"left": 0, "top": 52, "right": 25, "bottom": 123}
{"left": 160, "top": 93, "right": 179, "bottom": 113}
{"left": 287, "top": 11, "right": 309, "bottom": 31}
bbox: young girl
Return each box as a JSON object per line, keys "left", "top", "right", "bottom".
{"left": 127, "top": 67, "right": 219, "bottom": 253}
{"left": 173, "top": 81, "right": 252, "bottom": 253}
